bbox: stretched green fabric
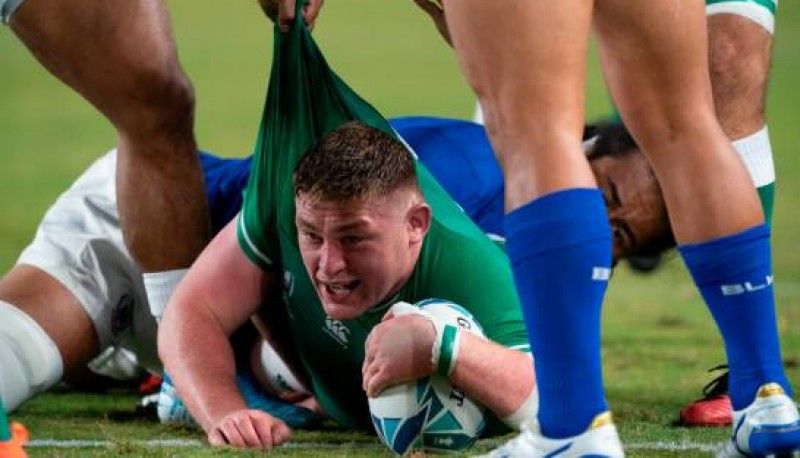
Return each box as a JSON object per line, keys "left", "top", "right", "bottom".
{"left": 238, "top": 5, "right": 464, "bottom": 270}
{"left": 238, "top": 5, "right": 395, "bottom": 269}
{"left": 236, "top": 7, "right": 527, "bottom": 431}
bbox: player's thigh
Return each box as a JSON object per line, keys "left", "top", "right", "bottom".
{"left": 594, "top": 0, "right": 716, "bottom": 149}
{"left": 0, "top": 265, "right": 97, "bottom": 374}
{"left": 444, "top": 0, "right": 592, "bottom": 137}
{"left": 9, "top": 0, "right": 190, "bottom": 126}
{"left": 444, "top": 0, "right": 596, "bottom": 202}
{"left": 708, "top": 14, "right": 773, "bottom": 136}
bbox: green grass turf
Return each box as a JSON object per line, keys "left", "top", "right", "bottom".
{"left": 2, "top": 1, "right": 800, "bottom": 456}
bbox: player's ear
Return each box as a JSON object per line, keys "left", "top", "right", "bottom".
{"left": 407, "top": 202, "right": 432, "bottom": 244}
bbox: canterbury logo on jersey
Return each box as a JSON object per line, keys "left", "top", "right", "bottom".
{"left": 324, "top": 318, "right": 350, "bottom": 347}
{"left": 720, "top": 275, "right": 773, "bottom": 296}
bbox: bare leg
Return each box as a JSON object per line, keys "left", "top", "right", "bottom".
{"left": 709, "top": 15, "right": 772, "bottom": 139}
{"left": 443, "top": 0, "right": 595, "bottom": 211}
{"left": 710, "top": 14, "right": 776, "bottom": 221}
{"left": 444, "top": 0, "right": 621, "bottom": 445}
{"left": 679, "top": 12, "right": 777, "bottom": 427}
{"left": 597, "top": 4, "right": 797, "bottom": 455}
{"left": 0, "top": 266, "right": 103, "bottom": 399}
{"left": 10, "top": 0, "right": 210, "bottom": 274}
{"left": 594, "top": 0, "right": 762, "bottom": 243}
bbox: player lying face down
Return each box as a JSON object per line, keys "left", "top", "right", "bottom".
{"left": 161, "top": 121, "right": 536, "bottom": 449}
{"left": 293, "top": 123, "right": 432, "bottom": 320}
{"left": 0, "top": 116, "right": 669, "bottom": 422}
{"left": 398, "top": 118, "right": 675, "bottom": 264}
{"left": 583, "top": 123, "right": 675, "bottom": 262}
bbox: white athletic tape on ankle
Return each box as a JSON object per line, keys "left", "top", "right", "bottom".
{"left": 143, "top": 269, "right": 188, "bottom": 321}
{"left": 733, "top": 125, "right": 775, "bottom": 188}
{"left": 0, "top": 300, "right": 63, "bottom": 411}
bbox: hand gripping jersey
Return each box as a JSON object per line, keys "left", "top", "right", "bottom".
{"left": 233, "top": 14, "right": 527, "bottom": 432}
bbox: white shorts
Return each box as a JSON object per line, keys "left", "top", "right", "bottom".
{"left": 706, "top": 0, "right": 777, "bottom": 34}
{"left": 16, "top": 150, "right": 161, "bottom": 374}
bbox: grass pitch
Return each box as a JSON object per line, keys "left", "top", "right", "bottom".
{"left": 2, "top": 1, "right": 800, "bottom": 456}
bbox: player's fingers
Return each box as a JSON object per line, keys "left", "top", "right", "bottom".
{"left": 381, "top": 309, "right": 396, "bottom": 322}
{"left": 207, "top": 428, "right": 227, "bottom": 447}
{"left": 220, "top": 421, "right": 246, "bottom": 448}
{"left": 235, "top": 414, "right": 267, "bottom": 449}
{"left": 362, "top": 359, "right": 378, "bottom": 392}
{"left": 251, "top": 416, "right": 276, "bottom": 449}
{"left": 365, "top": 365, "right": 387, "bottom": 397}
{"left": 277, "top": 0, "right": 295, "bottom": 32}
{"left": 272, "top": 421, "right": 292, "bottom": 444}
{"left": 303, "top": 0, "right": 324, "bottom": 30}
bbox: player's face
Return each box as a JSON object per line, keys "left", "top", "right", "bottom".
{"left": 295, "top": 189, "right": 428, "bottom": 320}
{"left": 591, "top": 150, "right": 670, "bottom": 261}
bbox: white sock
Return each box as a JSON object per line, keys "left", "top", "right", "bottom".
{"left": 143, "top": 269, "right": 188, "bottom": 322}
{"left": 733, "top": 125, "right": 775, "bottom": 188}
{"left": 0, "top": 301, "right": 63, "bottom": 411}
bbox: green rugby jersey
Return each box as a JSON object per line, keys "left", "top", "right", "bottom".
{"left": 237, "top": 17, "right": 528, "bottom": 431}
{"left": 238, "top": 155, "right": 529, "bottom": 430}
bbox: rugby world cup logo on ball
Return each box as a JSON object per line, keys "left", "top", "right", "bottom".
{"left": 368, "top": 299, "right": 486, "bottom": 455}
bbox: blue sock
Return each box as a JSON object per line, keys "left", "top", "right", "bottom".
{"left": 505, "top": 188, "right": 612, "bottom": 438}
{"left": 679, "top": 224, "right": 790, "bottom": 410}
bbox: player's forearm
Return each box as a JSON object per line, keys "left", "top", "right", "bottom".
{"left": 448, "top": 332, "right": 535, "bottom": 419}
{"left": 159, "top": 297, "right": 247, "bottom": 431}
{"left": 157, "top": 222, "right": 271, "bottom": 432}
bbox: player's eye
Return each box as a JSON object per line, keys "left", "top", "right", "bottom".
{"left": 341, "top": 235, "right": 363, "bottom": 246}
{"left": 303, "top": 231, "right": 323, "bottom": 245}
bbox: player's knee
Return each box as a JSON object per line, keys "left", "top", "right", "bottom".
{"left": 121, "top": 66, "right": 196, "bottom": 149}
{"left": 708, "top": 29, "right": 769, "bottom": 95}
{"left": 0, "top": 300, "right": 64, "bottom": 411}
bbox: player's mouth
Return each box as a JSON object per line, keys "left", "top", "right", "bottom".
{"left": 320, "top": 280, "right": 360, "bottom": 301}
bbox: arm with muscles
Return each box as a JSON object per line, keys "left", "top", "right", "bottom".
{"left": 363, "top": 307, "right": 536, "bottom": 429}
{"left": 158, "top": 218, "right": 289, "bottom": 449}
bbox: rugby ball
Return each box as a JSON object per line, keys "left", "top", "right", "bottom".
{"left": 368, "top": 299, "right": 487, "bottom": 455}
{"left": 251, "top": 339, "right": 311, "bottom": 399}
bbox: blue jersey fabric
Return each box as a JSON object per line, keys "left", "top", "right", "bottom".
{"left": 390, "top": 116, "right": 505, "bottom": 236}
{"left": 198, "top": 152, "right": 252, "bottom": 234}
{"left": 201, "top": 116, "right": 504, "bottom": 236}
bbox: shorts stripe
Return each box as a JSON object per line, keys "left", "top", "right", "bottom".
{"left": 707, "top": 0, "right": 776, "bottom": 14}
{"left": 706, "top": 0, "right": 776, "bottom": 34}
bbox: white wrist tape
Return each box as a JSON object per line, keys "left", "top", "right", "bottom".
{"left": 430, "top": 321, "right": 461, "bottom": 377}
{"left": 387, "top": 301, "right": 460, "bottom": 377}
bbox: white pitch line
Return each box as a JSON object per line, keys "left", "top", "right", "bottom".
{"left": 27, "top": 439, "right": 380, "bottom": 449}
{"left": 27, "top": 439, "right": 204, "bottom": 448}
{"left": 627, "top": 441, "right": 719, "bottom": 453}
{"left": 27, "top": 439, "right": 722, "bottom": 452}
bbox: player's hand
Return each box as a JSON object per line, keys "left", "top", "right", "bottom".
{"left": 362, "top": 305, "right": 436, "bottom": 398}
{"left": 258, "top": 0, "right": 324, "bottom": 33}
{"left": 207, "top": 409, "right": 291, "bottom": 449}
{"left": 412, "top": 0, "right": 451, "bottom": 46}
